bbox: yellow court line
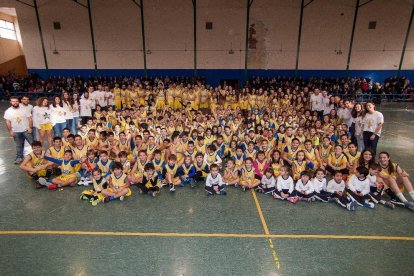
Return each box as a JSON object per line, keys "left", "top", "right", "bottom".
{"left": 250, "top": 189, "right": 281, "bottom": 270}
{"left": 0, "top": 231, "right": 414, "bottom": 241}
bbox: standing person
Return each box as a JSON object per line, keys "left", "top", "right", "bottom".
{"left": 35, "top": 97, "right": 53, "bottom": 147}
{"left": 362, "top": 102, "right": 383, "bottom": 155}
{"left": 4, "top": 96, "right": 34, "bottom": 164}
{"left": 50, "top": 96, "right": 66, "bottom": 138}
{"left": 310, "top": 88, "right": 324, "bottom": 119}
{"left": 352, "top": 103, "right": 365, "bottom": 152}
{"left": 80, "top": 91, "right": 93, "bottom": 124}
{"left": 62, "top": 91, "right": 74, "bottom": 134}
{"left": 88, "top": 86, "right": 97, "bottom": 116}
{"left": 72, "top": 92, "right": 80, "bottom": 135}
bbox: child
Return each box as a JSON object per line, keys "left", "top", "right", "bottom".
{"left": 205, "top": 164, "right": 227, "bottom": 196}
{"left": 194, "top": 152, "right": 210, "bottom": 182}
{"left": 222, "top": 159, "right": 239, "bottom": 187}
{"left": 253, "top": 151, "right": 269, "bottom": 179}
{"left": 346, "top": 166, "right": 375, "bottom": 208}
{"left": 103, "top": 161, "right": 132, "bottom": 202}
{"left": 80, "top": 168, "right": 109, "bottom": 206}
{"left": 204, "top": 144, "right": 222, "bottom": 168}
{"left": 44, "top": 150, "right": 80, "bottom": 190}
{"left": 177, "top": 155, "right": 196, "bottom": 187}
{"left": 294, "top": 171, "right": 315, "bottom": 202}
{"left": 20, "top": 141, "right": 52, "bottom": 189}
{"left": 273, "top": 166, "right": 297, "bottom": 202}
{"left": 231, "top": 146, "right": 246, "bottom": 172}
{"left": 256, "top": 168, "right": 276, "bottom": 195}
{"left": 129, "top": 150, "right": 148, "bottom": 185}
{"left": 78, "top": 149, "right": 97, "bottom": 186}
{"left": 327, "top": 171, "right": 356, "bottom": 211}
{"left": 325, "top": 145, "right": 348, "bottom": 176}
{"left": 152, "top": 149, "right": 166, "bottom": 184}
{"left": 367, "top": 163, "right": 395, "bottom": 209}
{"left": 292, "top": 150, "right": 308, "bottom": 181}
{"left": 118, "top": 151, "right": 131, "bottom": 174}
{"left": 96, "top": 150, "right": 113, "bottom": 179}
{"left": 312, "top": 169, "right": 329, "bottom": 202}
{"left": 163, "top": 154, "right": 181, "bottom": 192}
{"left": 139, "top": 163, "right": 160, "bottom": 197}
{"left": 270, "top": 150, "right": 284, "bottom": 178}
{"left": 240, "top": 157, "right": 261, "bottom": 191}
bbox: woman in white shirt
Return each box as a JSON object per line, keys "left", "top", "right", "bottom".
{"left": 62, "top": 91, "right": 74, "bottom": 133}
{"left": 362, "top": 102, "right": 384, "bottom": 155}
{"left": 72, "top": 92, "right": 80, "bottom": 134}
{"left": 34, "top": 97, "right": 52, "bottom": 146}
{"left": 351, "top": 103, "right": 365, "bottom": 152}
{"left": 80, "top": 91, "right": 93, "bottom": 124}
{"left": 49, "top": 96, "right": 66, "bottom": 138}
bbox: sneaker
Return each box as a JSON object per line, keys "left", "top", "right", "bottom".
{"left": 77, "top": 179, "right": 84, "bottom": 186}
{"left": 351, "top": 201, "right": 358, "bottom": 211}
{"left": 220, "top": 190, "right": 227, "bottom": 196}
{"left": 38, "top": 177, "right": 49, "bottom": 186}
{"left": 234, "top": 183, "right": 238, "bottom": 187}
{"left": 169, "top": 185, "right": 175, "bottom": 192}
{"left": 151, "top": 191, "right": 157, "bottom": 197}
{"left": 83, "top": 180, "right": 92, "bottom": 186}
{"left": 256, "top": 188, "right": 264, "bottom": 193}
{"left": 91, "top": 198, "right": 100, "bottom": 206}
{"left": 14, "top": 158, "right": 23, "bottom": 165}
{"left": 380, "top": 200, "right": 395, "bottom": 209}
{"left": 80, "top": 194, "right": 89, "bottom": 200}
{"left": 404, "top": 201, "right": 414, "bottom": 212}
{"left": 363, "top": 201, "right": 375, "bottom": 208}
{"left": 161, "top": 181, "right": 168, "bottom": 188}
{"left": 119, "top": 196, "right": 125, "bottom": 201}
{"left": 390, "top": 198, "right": 406, "bottom": 207}
{"left": 179, "top": 182, "right": 185, "bottom": 187}
{"left": 34, "top": 180, "right": 43, "bottom": 189}
{"left": 138, "top": 188, "right": 143, "bottom": 194}
{"left": 346, "top": 202, "right": 357, "bottom": 211}
{"left": 47, "top": 184, "right": 58, "bottom": 190}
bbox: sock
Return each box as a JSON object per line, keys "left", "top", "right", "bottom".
{"left": 396, "top": 192, "right": 408, "bottom": 203}
{"left": 409, "top": 191, "right": 414, "bottom": 201}
{"left": 32, "top": 173, "right": 39, "bottom": 180}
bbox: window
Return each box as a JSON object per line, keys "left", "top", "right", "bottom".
{"left": 0, "top": 19, "right": 17, "bottom": 40}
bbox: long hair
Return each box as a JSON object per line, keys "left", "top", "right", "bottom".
{"left": 358, "top": 148, "right": 376, "bottom": 168}
{"left": 52, "top": 96, "right": 63, "bottom": 108}
{"left": 379, "top": 151, "right": 395, "bottom": 175}
{"left": 36, "top": 97, "right": 48, "bottom": 107}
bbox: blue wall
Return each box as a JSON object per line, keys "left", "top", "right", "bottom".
{"left": 28, "top": 69, "right": 414, "bottom": 87}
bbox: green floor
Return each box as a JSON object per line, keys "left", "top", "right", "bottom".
{"left": 0, "top": 102, "right": 413, "bottom": 275}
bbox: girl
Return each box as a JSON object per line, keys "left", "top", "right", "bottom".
{"left": 325, "top": 145, "right": 348, "bottom": 176}
{"left": 294, "top": 171, "right": 315, "bottom": 202}
{"left": 346, "top": 166, "right": 374, "bottom": 208}
{"left": 139, "top": 163, "right": 160, "bottom": 197}
{"left": 72, "top": 92, "right": 80, "bottom": 135}
{"left": 222, "top": 159, "right": 239, "bottom": 187}
{"left": 62, "top": 91, "right": 74, "bottom": 134}
{"left": 378, "top": 152, "right": 414, "bottom": 211}
{"left": 35, "top": 97, "right": 53, "bottom": 147}
{"left": 362, "top": 102, "right": 384, "bottom": 155}
{"left": 50, "top": 96, "right": 66, "bottom": 137}
{"left": 351, "top": 103, "right": 365, "bottom": 152}
{"left": 240, "top": 157, "right": 261, "bottom": 191}
{"left": 256, "top": 168, "right": 276, "bottom": 195}
{"left": 292, "top": 150, "right": 308, "bottom": 181}
{"left": 253, "top": 151, "right": 269, "bottom": 179}
{"left": 312, "top": 169, "right": 328, "bottom": 202}
{"left": 270, "top": 150, "right": 285, "bottom": 178}
{"left": 177, "top": 155, "right": 196, "bottom": 188}
{"left": 274, "top": 166, "right": 296, "bottom": 202}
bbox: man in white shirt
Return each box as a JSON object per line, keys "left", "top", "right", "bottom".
{"left": 310, "top": 89, "right": 324, "bottom": 119}
{"left": 4, "top": 96, "right": 34, "bottom": 164}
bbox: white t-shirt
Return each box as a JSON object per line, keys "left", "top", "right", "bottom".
{"left": 19, "top": 103, "right": 33, "bottom": 115}
{"left": 3, "top": 106, "right": 31, "bottom": 132}
{"left": 354, "top": 115, "right": 364, "bottom": 136}
{"left": 310, "top": 93, "right": 323, "bottom": 111}
{"left": 89, "top": 92, "right": 97, "bottom": 109}
{"left": 80, "top": 98, "right": 93, "bottom": 117}
{"left": 33, "top": 106, "right": 51, "bottom": 126}
{"left": 95, "top": 90, "right": 107, "bottom": 107}
{"left": 106, "top": 91, "right": 114, "bottom": 106}
{"left": 63, "top": 101, "right": 73, "bottom": 120}
{"left": 322, "top": 97, "right": 332, "bottom": 115}
{"left": 72, "top": 102, "right": 80, "bottom": 117}
{"left": 49, "top": 104, "right": 66, "bottom": 125}
{"left": 362, "top": 111, "right": 384, "bottom": 136}
{"left": 276, "top": 175, "right": 294, "bottom": 193}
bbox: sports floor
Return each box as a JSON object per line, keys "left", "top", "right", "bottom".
{"left": 0, "top": 102, "right": 413, "bottom": 275}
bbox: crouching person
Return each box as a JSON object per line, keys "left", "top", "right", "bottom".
{"left": 205, "top": 164, "right": 226, "bottom": 196}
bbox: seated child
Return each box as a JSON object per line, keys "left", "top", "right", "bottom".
{"left": 204, "top": 145, "right": 222, "bottom": 168}
{"left": 177, "top": 156, "right": 196, "bottom": 187}
{"left": 273, "top": 166, "right": 296, "bottom": 202}
{"left": 20, "top": 141, "right": 52, "bottom": 189}
{"left": 222, "top": 159, "right": 239, "bottom": 187}
{"left": 294, "top": 170, "right": 315, "bottom": 202}
{"left": 139, "top": 163, "right": 160, "bottom": 197}
{"left": 118, "top": 151, "right": 131, "bottom": 174}
{"left": 194, "top": 152, "right": 210, "bottom": 182}
{"left": 78, "top": 149, "right": 97, "bottom": 186}
{"left": 346, "top": 166, "right": 375, "bottom": 208}
{"left": 367, "top": 163, "right": 395, "bottom": 209}
{"left": 327, "top": 171, "right": 356, "bottom": 211}
{"left": 256, "top": 168, "right": 276, "bottom": 195}
{"left": 205, "top": 164, "right": 227, "bottom": 196}
{"left": 80, "top": 168, "right": 109, "bottom": 206}
{"left": 240, "top": 157, "right": 261, "bottom": 191}
{"left": 253, "top": 151, "right": 269, "bottom": 179}
{"left": 152, "top": 149, "right": 166, "bottom": 184}
{"left": 44, "top": 150, "right": 80, "bottom": 190}
{"left": 312, "top": 169, "right": 329, "bottom": 203}
{"left": 163, "top": 154, "right": 181, "bottom": 192}
{"left": 104, "top": 161, "right": 132, "bottom": 202}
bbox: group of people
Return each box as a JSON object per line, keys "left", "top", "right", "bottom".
{"left": 3, "top": 75, "right": 414, "bottom": 211}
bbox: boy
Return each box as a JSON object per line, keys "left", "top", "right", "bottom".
{"left": 205, "top": 164, "right": 227, "bottom": 196}
{"left": 256, "top": 168, "right": 276, "bottom": 195}
{"left": 163, "top": 154, "right": 181, "bottom": 192}
{"left": 177, "top": 156, "right": 196, "bottom": 188}
{"left": 327, "top": 171, "right": 356, "bottom": 211}
{"left": 44, "top": 150, "right": 80, "bottom": 190}
{"left": 80, "top": 168, "right": 109, "bottom": 206}
{"left": 139, "top": 163, "right": 160, "bottom": 197}
{"left": 104, "top": 161, "right": 131, "bottom": 202}
{"left": 20, "top": 141, "right": 52, "bottom": 189}
{"left": 346, "top": 166, "right": 375, "bottom": 208}
{"left": 194, "top": 152, "right": 210, "bottom": 182}
{"left": 96, "top": 150, "right": 113, "bottom": 179}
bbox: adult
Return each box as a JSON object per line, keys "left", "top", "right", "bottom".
{"left": 35, "top": 97, "right": 52, "bottom": 147}
{"left": 72, "top": 92, "right": 80, "bottom": 134}
{"left": 62, "top": 91, "right": 74, "bottom": 133}
{"left": 351, "top": 103, "right": 365, "bottom": 152}
{"left": 362, "top": 102, "right": 383, "bottom": 155}
{"left": 4, "top": 96, "right": 33, "bottom": 164}
{"left": 309, "top": 88, "right": 324, "bottom": 119}
{"left": 80, "top": 91, "right": 93, "bottom": 124}
{"left": 50, "top": 96, "right": 66, "bottom": 138}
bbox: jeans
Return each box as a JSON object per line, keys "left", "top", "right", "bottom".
{"left": 13, "top": 131, "right": 34, "bottom": 159}
{"left": 356, "top": 135, "right": 364, "bottom": 153}
{"left": 363, "top": 131, "right": 380, "bottom": 155}
{"left": 71, "top": 117, "right": 79, "bottom": 135}
{"left": 53, "top": 122, "right": 66, "bottom": 138}
{"left": 66, "top": 119, "right": 73, "bottom": 133}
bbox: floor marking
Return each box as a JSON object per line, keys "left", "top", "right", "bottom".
{"left": 0, "top": 230, "right": 413, "bottom": 241}
{"left": 251, "top": 190, "right": 281, "bottom": 270}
